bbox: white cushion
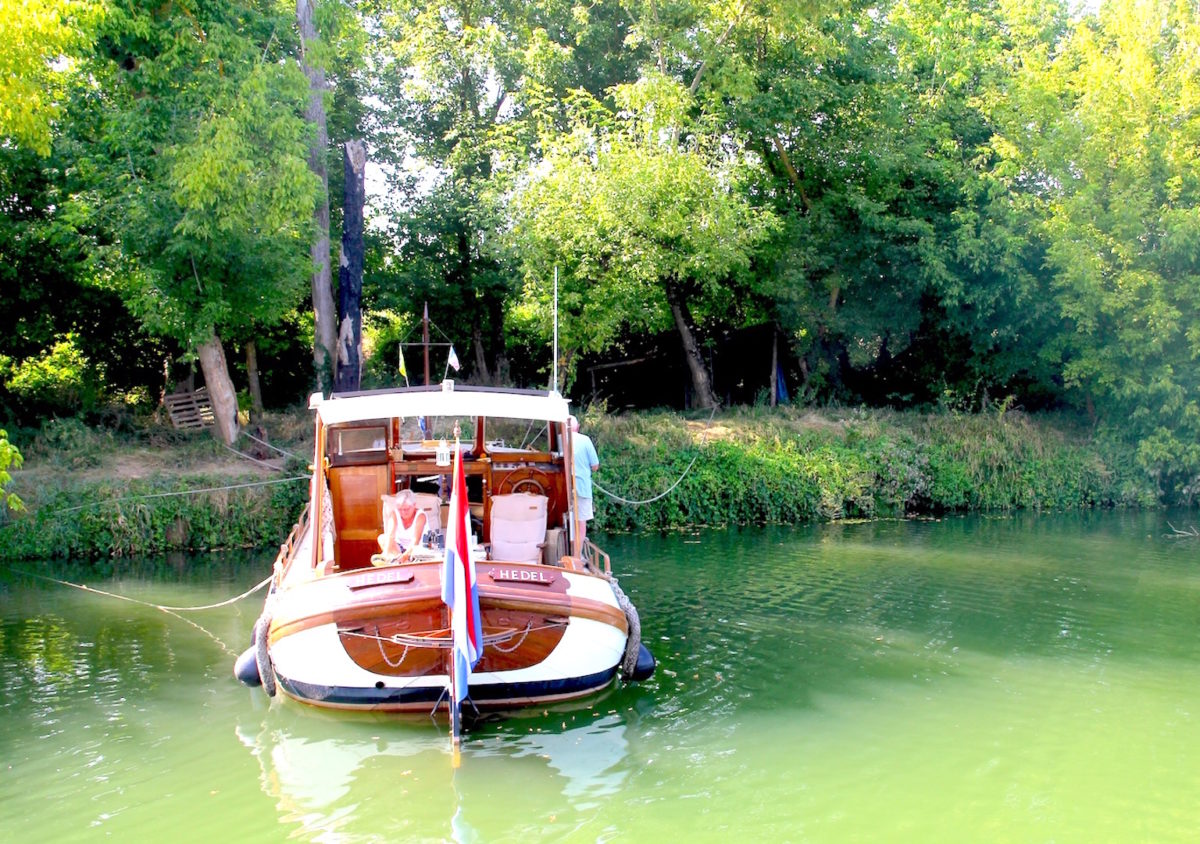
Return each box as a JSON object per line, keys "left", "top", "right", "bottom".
{"left": 412, "top": 492, "right": 442, "bottom": 532}
{"left": 490, "top": 493, "right": 548, "bottom": 563}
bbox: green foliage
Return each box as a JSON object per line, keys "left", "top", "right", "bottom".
{"left": 0, "top": 406, "right": 1163, "bottom": 560}
{"left": 0, "top": 473, "right": 308, "bottom": 560}
{"left": 0, "top": 0, "right": 101, "bottom": 154}
{"left": 986, "top": 0, "right": 1200, "bottom": 495}
{"left": 371, "top": 0, "right": 646, "bottom": 382}
{"left": 3, "top": 334, "right": 104, "bottom": 418}
{"left": 587, "top": 408, "right": 1154, "bottom": 532}
{"left": 0, "top": 143, "right": 174, "bottom": 425}
{"left": 0, "top": 429, "right": 23, "bottom": 511}
{"left": 1, "top": 0, "right": 1198, "bottom": 489}
{"left": 510, "top": 76, "right": 776, "bottom": 387}
{"left": 25, "top": 417, "right": 110, "bottom": 469}
{"left": 65, "top": 0, "right": 318, "bottom": 352}
{"left": 360, "top": 310, "right": 415, "bottom": 388}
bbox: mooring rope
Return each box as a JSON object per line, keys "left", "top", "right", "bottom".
{"left": 593, "top": 453, "right": 701, "bottom": 506}
{"left": 11, "top": 568, "right": 273, "bottom": 657}
{"left": 15, "top": 568, "right": 273, "bottom": 612}
{"left": 240, "top": 428, "right": 302, "bottom": 461}
{"left": 222, "top": 443, "right": 282, "bottom": 470}
{"left": 594, "top": 405, "right": 717, "bottom": 507}
{"left": 51, "top": 475, "right": 309, "bottom": 515}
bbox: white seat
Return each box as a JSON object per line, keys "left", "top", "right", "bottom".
{"left": 490, "top": 493, "right": 548, "bottom": 564}
{"left": 412, "top": 492, "right": 442, "bottom": 532}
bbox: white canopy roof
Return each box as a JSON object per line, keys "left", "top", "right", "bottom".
{"left": 311, "top": 383, "right": 571, "bottom": 426}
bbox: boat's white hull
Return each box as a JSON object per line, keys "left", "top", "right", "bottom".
{"left": 262, "top": 563, "right": 630, "bottom": 712}
{"left": 233, "top": 382, "right": 654, "bottom": 713}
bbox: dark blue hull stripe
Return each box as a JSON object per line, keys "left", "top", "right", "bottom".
{"left": 276, "top": 667, "right": 618, "bottom": 708}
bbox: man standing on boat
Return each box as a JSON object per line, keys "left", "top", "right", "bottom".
{"left": 569, "top": 415, "right": 599, "bottom": 545}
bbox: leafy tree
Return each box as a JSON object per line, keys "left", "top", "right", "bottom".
{"left": 677, "top": 0, "right": 1057, "bottom": 406}
{"left": 65, "top": 0, "right": 319, "bottom": 443}
{"left": 371, "top": 0, "right": 642, "bottom": 383}
{"left": 1000, "top": 0, "right": 1200, "bottom": 493}
{"left": 1, "top": 334, "right": 102, "bottom": 418}
{"left": 0, "top": 430, "right": 21, "bottom": 512}
{"left": 0, "top": 0, "right": 100, "bottom": 155}
{"left": 873, "top": 0, "right": 1071, "bottom": 407}
{"left": 511, "top": 75, "right": 776, "bottom": 404}
{"left": 0, "top": 144, "right": 171, "bottom": 422}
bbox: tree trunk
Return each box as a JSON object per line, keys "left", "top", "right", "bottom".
{"left": 769, "top": 327, "right": 778, "bottom": 408}
{"left": 486, "top": 289, "right": 508, "bottom": 385}
{"left": 666, "top": 283, "right": 719, "bottom": 409}
{"left": 297, "top": 0, "right": 336, "bottom": 394}
{"left": 197, "top": 334, "right": 239, "bottom": 445}
{"left": 335, "top": 140, "right": 366, "bottom": 393}
{"left": 472, "top": 327, "right": 491, "bottom": 383}
{"left": 245, "top": 339, "right": 264, "bottom": 422}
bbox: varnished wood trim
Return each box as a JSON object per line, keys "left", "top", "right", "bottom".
{"left": 269, "top": 583, "right": 627, "bottom": 644}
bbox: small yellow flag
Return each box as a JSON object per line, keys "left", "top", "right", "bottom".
{"left": 398, "top": 347, "right": 408, "bottom": 380}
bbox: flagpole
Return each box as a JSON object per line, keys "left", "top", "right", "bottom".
{"left": 442, "top": 425, "right": 479, "bottom": 770}
{"left": 450, "top": 674, "right": 462, "bottom": 768}
{"left": 423, "top": 302, "right": 431, "bottom": 387}
{"left": 449, "top": 430, "right": 463, "bottom": 767}
{"left": 552, "top": 267, "right": 559, "bottom": 393}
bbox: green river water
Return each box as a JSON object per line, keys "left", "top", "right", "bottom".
{"left": 2, "top": 511, "right": 1199, "bottom": 842}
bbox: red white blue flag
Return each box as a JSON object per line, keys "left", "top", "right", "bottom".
{"left": 441, "top": 446, "right": 483, "bottom": 702}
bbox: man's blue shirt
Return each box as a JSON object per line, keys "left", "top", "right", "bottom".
{"left": 573, "top": 433, "right": 599, "bottom": 498}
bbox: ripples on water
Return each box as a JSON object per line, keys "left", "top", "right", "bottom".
{"left": 3, "top": 513, "right": 1199, "bottom": 841}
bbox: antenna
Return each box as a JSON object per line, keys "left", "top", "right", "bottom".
{"left": 552, "top": 266, "right": 559, "bottom": 393}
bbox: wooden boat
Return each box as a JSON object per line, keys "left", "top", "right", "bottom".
{"left": 235, "top": 382, "right": 653, "bottom": 712}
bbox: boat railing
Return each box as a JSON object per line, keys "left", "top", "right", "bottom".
{"left": 274, "top": 500, "right": 311, "bottom": 575}
{"left": 583, "top": 539, "right": 611, "bottom": 575}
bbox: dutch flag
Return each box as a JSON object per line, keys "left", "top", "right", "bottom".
{"left": 441, "top": 445, "right": 483, "bottom": 702}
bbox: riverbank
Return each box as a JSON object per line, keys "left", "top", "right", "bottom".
{"left": 0, "top": 406, "right": 1163, "bottom": 561}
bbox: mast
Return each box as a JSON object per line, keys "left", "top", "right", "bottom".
{"left": 423, "top": 302, "right": 431, "bottom": 387}
{"left": 552, "top": 267, "right": 559, "bottom": 393}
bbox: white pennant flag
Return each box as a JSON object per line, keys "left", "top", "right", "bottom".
{"left": 447, "top": 345, "right": 461, "bottom": 372}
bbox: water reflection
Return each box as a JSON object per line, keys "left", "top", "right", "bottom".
{"left": 234, "top": 704, "right": 633, "bottom": 842}
{"left": 5, "top": 512, "right": 1200, "bottom": 841}
{"left": 474, "top": 710, "right": 630, "bottom": 806}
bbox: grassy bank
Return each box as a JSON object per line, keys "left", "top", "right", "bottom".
{"left": 0, "top": 414, "right": 313, "bottom": 561}
{"left": 584, "top": 407, "right": 1159, "bottom": 532}
{"left": 0, "top": 407, "right": 1162, "bottom": 561}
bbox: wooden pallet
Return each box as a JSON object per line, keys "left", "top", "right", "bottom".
{"left": 163, "top": 387, "right": 216, "bottom": 430}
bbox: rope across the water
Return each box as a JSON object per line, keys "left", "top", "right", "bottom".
{"left": 53, "top": 475, "right": 309, "bottom": 515}
{"left": 594, "top": 405, "right": 716, "bottom": 507}
{"left": 13, "top": 568, "right": 273, "bottom": 657}
{"left": 15, "top": 568, "right": 273, "bottom": 612}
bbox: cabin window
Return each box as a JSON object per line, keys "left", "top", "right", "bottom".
{"left": 333, "top": 426, "right": 387, "bottom": 455}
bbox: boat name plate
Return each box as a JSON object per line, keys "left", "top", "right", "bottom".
{"left": 488, "top": 567, "right": 556, "bottom": 586}
{"left": 347, "top": 569, "right": 416, "bottom": 590}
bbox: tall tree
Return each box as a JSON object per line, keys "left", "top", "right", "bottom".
{"left": 297, "top": 0, "right": 338, "bottom": 393}
{"left": 335, "top": 139, "right": 367, "bottom": 392}
{"left": 66, "top": 0, "right": 319, "bottom": 444}
{"left": 993, "top": 0, "right": 1200, "bottom": 491}
{"left": 372, "top": 0, "right": 641, "bottom": 383}
{"left": 621, "top": 0, "right": 1064, "bottom": 407}
{"left": 511, "top": 76, "right": 776, "bottom": 403}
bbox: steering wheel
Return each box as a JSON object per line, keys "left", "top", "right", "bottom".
{"left": 511, "top": 477, "right": 546, "bottom": 496}
{"left": 496, "top": 468, "right": 548, "bottom": 497}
